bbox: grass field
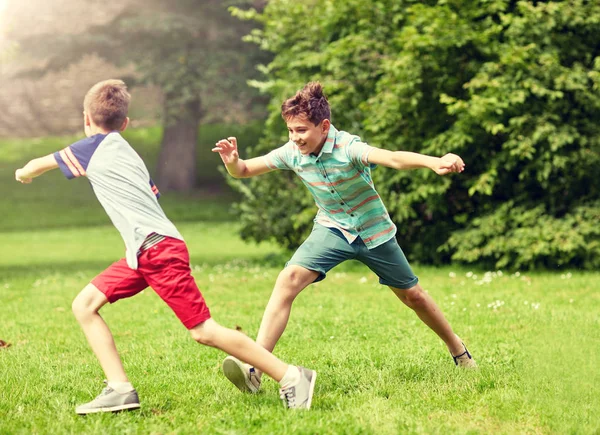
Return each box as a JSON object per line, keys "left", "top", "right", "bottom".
{"left": 1, "top": 130, "right": 599, "bottom": 434}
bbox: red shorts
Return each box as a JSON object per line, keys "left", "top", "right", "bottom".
{"left": 91, "top": 237, "right": 211, "bottom": 329}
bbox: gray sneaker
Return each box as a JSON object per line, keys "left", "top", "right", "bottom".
{"left": 75, "top": 382, "right": 140, "bottom": 415}
{"left": 279, "top": 367, "right": 317, "bottom": 410}
{"left": 222, "top": 356, "right": 261, "bottom": 393}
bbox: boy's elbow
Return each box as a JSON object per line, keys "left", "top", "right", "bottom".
{"left": 229, "top": 170, "right": 246, "bottom": 179}
{"left": 390, "top": 154, "right": 405, "bottom": 170}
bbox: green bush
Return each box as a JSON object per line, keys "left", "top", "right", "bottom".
{"left": 230, "top": 0, "right": 600, "bottom": 268}
{"left": 442, "top": 201, "right": 600, "bottom": 270}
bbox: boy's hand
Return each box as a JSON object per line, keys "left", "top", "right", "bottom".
{"left": 212, "top": 137, "right": 240, "bottom": 165}
{"left": 433, "top": 153, "right": 465, "bottom": 175}
{"left": 15, "top": 168, "right": 33, "bottom": 184}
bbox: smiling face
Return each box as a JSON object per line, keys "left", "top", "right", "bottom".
{"left": 286, "top": 115, "right": 331, "bottom": 156}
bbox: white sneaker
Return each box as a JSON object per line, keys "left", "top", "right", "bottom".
{"left": 75, "top": 381, "right": 140, "bottom": 415}
{"left": 452, "top": 338, "right": 477, "bottom": 368}
{"left": 279, "top": 367, "right": 317, "bottom": 410}
{"left": 222, "top": 356, "right": 261, "bottom": 393}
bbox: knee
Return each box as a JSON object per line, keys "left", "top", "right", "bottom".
{"left": 190, "top": 319, "right": 217, "bottom": 346}
{"left": 71, "top": 284, "right": 105, "bottom": 321}
{"left": 275, "top": 267, "right": 311, "bottom": 300}
{"left": 399, "top": 285, "right": 428, "bottom": 309}
{"left": 72, "top": 291, "right": 96, "bottom": 321}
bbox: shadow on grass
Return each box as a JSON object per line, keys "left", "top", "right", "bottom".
{"left": 0, "top": 253, "right": 291, "bottom": 280}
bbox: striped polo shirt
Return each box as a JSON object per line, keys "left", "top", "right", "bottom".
{"left": 264, "top": 124, "right": 396, "bottom": 249}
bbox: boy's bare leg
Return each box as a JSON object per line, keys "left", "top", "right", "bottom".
{"left": 391, "top": 284, "right": 465, "bottom": 355}
{"left": 190, "top": 318, "right": 291, "bottom": 381}
{"left": 192, "top": 319, "right": 317, "bottom": 409}
{"left": 255, "top": 266, "right": 319, "bottom": 353}
{"left": 72, "top": 283, "right": 128, "bottom": 382}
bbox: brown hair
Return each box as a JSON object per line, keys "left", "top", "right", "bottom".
{"left": 83, "top": 79, "right": 131, "bottom": 131}
{"left": 281, "top": 82, "right": 330, "bottom": 126}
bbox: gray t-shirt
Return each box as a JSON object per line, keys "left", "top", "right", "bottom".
{"left": 54, "top": 132, "right": 183, "bottom": 269}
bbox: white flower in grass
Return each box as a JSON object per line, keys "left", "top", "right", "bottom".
{"left": 497, "top": 270, "right": 503, "bottom": 277}
{"left": 449, "top": 272, "right": 456, "bottom": 278}
{"left": 476, "top": 303, "right": 481, "bottom": 307}
{"left": 487, "top": 300, "right": 505, "bottom": 310}
{"left": 466, "top": 271, "right": 473, "bottom": 278}
{"left": 451, "top": 294, "right": 457, "bottom": 299}
{"left": 359, "top": 276, "right": 368, "bottom": 284}
{"left": 569, "top": 299, "right": 574, "bottom": 303}
{"left": 524, "top": 301, "right": 528, "bottom": 305}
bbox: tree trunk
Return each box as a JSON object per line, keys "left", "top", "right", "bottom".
{"left": 156, "top": 96, "right": 201, "bottom": 191}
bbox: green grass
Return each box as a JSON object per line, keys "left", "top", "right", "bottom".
{"left": 1, "top": 131, "right": 599, "bottom": 433}
{"left": 1, "top": 224, "right": 599, "bottom": 434}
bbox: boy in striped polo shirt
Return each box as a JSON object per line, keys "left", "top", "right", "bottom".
{"left": 213, "top": 82, "right": 476, "bottom": 394}
{"left": 14, "top": 79, "right": 317, "bottom": 413}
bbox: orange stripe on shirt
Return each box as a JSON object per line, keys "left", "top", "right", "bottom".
{"left": 59, "top": 149, "right": 80, "bottom": 177}
{"left": 334, "top": 137, "right": 352, "bottom": 148}
{"left": 64, "top": 147, "right": 86, "bottom": 176}
{"left": 363, "top": 226, "right": 395, "bottom": 243}
{"left": 307, "top": 172, "right": 361, "bottom": 188}
{"left": 349, "top": 195, "right": 379, "bottom": 213}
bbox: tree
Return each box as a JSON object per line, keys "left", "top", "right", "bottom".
{"left": 230, "top": 0, "right": 600, "bottom": 269}
{"left": 10, "top": 0, "right": 267, "bottom": 191}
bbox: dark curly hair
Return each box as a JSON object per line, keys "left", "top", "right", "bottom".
{"left": 281, "top": 82, "right": 330, "bottom": 126}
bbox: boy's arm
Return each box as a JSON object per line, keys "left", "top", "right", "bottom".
{"left": 212, "top": 137, "right": 274, "bottom": 178}
{"left": 367, "top": 148, "right": 465, "bottom": 175}
{"left": 15, "top": 154, "right": 59, "bottom": 184}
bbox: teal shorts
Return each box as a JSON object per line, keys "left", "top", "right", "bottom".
{"left": 287, "top": 224, "right": 418, "bottom": 289}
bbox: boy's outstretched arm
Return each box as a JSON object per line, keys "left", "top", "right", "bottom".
{"left": 368, "top": 148, "right": 465, "bottom": 175}
{"left": 15, "top": 154, "right": 59, "bottom": 184}
{"left": 212, "top": 136, "right": 274, "bottom": 178}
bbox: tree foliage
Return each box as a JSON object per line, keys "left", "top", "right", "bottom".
{"left": 230, "top": 0, "right": 600, "bottom": 269}
{"left": 12, "top": 0, "right": 267, "bottom": 190}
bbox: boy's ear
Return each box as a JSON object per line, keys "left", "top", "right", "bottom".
{"left": 119, "top": 117, "right": 130, "bottom": 132}
{"left": 321, "top": 118, "right": 330, "bottom": 133}
{"left": 84, "top": 111, "right": 91, "bottom": 127}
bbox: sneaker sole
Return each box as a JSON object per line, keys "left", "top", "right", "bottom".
{"left": 222, "top": 356, "right": 259, "bottom": 394}
{"left": 76, "top": 402, "right": 140, "bottom": 415}
{"left": 304, "top": 369, "right": 317, "bottom": 410}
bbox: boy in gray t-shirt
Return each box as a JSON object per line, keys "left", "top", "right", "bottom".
{"left": 15, "top": 79, "right": 317, "bottom": 413}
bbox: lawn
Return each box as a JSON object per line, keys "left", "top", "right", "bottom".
{"left": 1, "top": 130, "right": 599, "bottom": 434}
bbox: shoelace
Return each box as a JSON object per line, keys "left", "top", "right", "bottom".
{"left": 279, "top": 387, "right": 296, "bottom": 408}
{"left": 100, "top": 387, "right": 114, "bottom": 396}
